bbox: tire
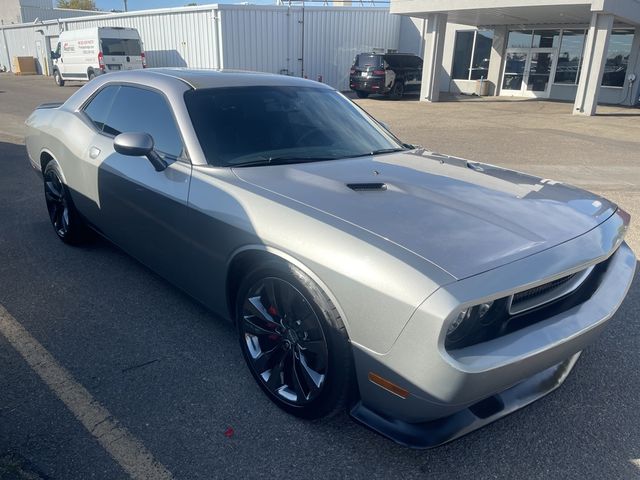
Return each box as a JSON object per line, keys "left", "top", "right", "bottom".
{"left": 53, "top": 69, "right": 64, "bottom": 87}
{"left": 88, "top": 70, "right": 96, "bottom": 81}
{"left": 390, "top": 81, "right": 405, "bottom": 100}
{"left": 236, "top": 260, "right": 354, "bottom": 419}
{"left": 355, "top": 90, "right": 369, "bottom": 99}
{"left": 43, "top": 161, "right": 90, "bottom": 245}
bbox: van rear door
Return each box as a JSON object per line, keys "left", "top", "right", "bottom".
{"left": 100, "top": 36, "right": 144, "bottom": 72}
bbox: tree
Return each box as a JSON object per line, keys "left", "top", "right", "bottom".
{"left": 57, "top": 0, "right": 98, "bottom": 10}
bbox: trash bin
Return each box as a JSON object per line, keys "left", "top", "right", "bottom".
{"left": 475, "top": 78, "right": 490, "bottom": 97}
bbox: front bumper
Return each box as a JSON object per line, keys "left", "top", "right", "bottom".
{"left": 351, "top": 351, "right": 581, "bottom": 448}
{"left": 350, "top": 209, "right": 636, "bottom": 447}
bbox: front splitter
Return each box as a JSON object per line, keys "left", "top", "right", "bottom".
{"left": 350, "top": 352, "right": 582, "bottom": 449}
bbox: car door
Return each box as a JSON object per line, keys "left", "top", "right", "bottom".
{"left": 83, "top": 84, "right": 193, "bottom": 282}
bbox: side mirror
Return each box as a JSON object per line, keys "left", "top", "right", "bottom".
{"left": 114, "top": 132, "right": 167, "bottom": 172}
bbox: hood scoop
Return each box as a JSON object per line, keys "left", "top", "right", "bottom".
{"left": 347, "top": 182, "right": 387, "bottom": 192}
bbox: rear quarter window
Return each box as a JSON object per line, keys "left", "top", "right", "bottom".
{"left": 83, "top": 85, "right": 119, "bottom": 131}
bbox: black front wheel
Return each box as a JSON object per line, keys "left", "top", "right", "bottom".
{"left": 355, "top": 90, "right": 369, "bottom": 99}
{"left": 53, "top": 70, "right": 64, "bottom": 87}
{"left": 43, "top": 162, "right": 90, "bottom": 245}
{"left": 389, "top": 81, "right": 404, "bottom": 100}
{"left": 236, "top": 261, "right": 354, "bottom": 419}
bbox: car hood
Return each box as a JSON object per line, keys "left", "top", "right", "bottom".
{"left": 232, "top": 150, "right": 616, "bottom": 279}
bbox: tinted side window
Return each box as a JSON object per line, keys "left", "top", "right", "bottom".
{"left": 103, "top": 86, "right": 184, "bottom": 159}
{"left": 83, "top": 85, "right": 119, "bottom": 131}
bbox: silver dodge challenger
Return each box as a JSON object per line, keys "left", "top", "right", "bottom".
{"left": 25, "top": 69, "right": 636, "bottom": 448}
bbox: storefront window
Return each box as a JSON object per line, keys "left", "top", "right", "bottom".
{"left": 555, "top": 30, "right": 586, "bottom": 84}
{"left": 532, "top": 30, "right": 560, "bottom": 48}
{"left": 602, "top": 29, "right": 634, "bottom": 87}
{"left": 507, "top": 31, "right": 533, "bottom": 49}
{"left": 452, "top": 30, "right": 494, "bottom": 80}
{"left": 452, "top": 31, "right": 474, "bottom": 80}
{"left": 471, "top": 31, "right": 494, "bottom": 80}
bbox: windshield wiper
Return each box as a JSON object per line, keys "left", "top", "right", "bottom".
{"left": 231, "top": 155, "right": 337, "bottom": 167}
{"left": 349, "top": 148, "right": 407, "bottom": 159}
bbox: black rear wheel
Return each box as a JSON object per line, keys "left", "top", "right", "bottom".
{"left": 355, "top": 90, "right": 369, "bottom": 99}
{"left": 236, "top": 261, "right": 354, "bottom": 419}
{"left": 43, "top": 162, "right": 90, "bottom": 245}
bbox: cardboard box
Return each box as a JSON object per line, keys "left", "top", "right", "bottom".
{"left": 12, "top": 56, "right": 37, "bottom": 75}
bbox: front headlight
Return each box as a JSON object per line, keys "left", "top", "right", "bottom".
{"left": 445, "top": 301, "right": 502, "bottom": 349}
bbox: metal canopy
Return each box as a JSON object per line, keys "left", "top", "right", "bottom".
{"left": 445, "top": 5, "right": 593, "bottom": 26}
{"left": 391, "top": 0, "right": 640, "bottom": 26}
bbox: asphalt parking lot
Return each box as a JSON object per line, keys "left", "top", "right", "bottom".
{"left": 0, "top": 74, "right": 639, "bottom": 479}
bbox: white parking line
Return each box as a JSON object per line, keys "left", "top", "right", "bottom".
{"left": 0, "top": 304, "right": 174, "bottom": 480}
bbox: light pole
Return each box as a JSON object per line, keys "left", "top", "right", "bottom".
{"left": 123, "top": 0, "right": 128, "bottom": 11}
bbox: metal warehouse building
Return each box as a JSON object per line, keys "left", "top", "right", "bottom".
{"left": 0, "top": 3, "right": 423, "bottom": 91}
{"left": 391, "top": 0, "right": 640, "bottom": 115}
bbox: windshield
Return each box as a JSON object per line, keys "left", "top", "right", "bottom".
{"left": 101, "top": 38, "right": 142, "bottom": 56}
{"left": 184, "top": 86, "right": 405, "bottom": 167}
{"left": 356, "top": 54, "right": 383, "bottom": 68}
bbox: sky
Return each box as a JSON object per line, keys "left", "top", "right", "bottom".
{"left": 94, "top": 0, "right": 274, "bottom": 10}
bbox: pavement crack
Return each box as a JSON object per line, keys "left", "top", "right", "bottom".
{"left": 121, "top": 358, "right": 160, "bottom": 374}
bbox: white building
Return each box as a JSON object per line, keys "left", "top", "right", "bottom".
{"left": 391, "top": 0, "right": 640, "bottom": 115}
{"left": 1, "top": 0, "right": 100, "bottom": 25}
{"left": 0, "top": 4, "right": 405, "bottom": 90}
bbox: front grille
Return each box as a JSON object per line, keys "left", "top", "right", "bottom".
{"left": 508, "top": 266, "right": 594, "bottom": 315}
{"left": 512, "top": 274, "right": 575, "bottom": 304}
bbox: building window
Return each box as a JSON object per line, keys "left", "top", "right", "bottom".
{"left": 507, "top": 30, "right": 533, "bottom": 49}
{"left": 602, "top": 29, "right": 635, "bottom": 87}
{"left": 452, "top": 30, "right": 494, "bottom": 80}
{"left": 554, "top": 30, "right": 586, "bottom": 85}
{"left": 532, "top": 30, "right": 560, "bottom": 48}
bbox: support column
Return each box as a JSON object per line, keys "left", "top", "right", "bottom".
{"left": 573, "top": 13, "right": 614, "bottom": 116}
{"left": 487, "top": 25, "right": 508, "bottom": 96}
{"left": 419, "top": 12, "right": 447, "bottom": 103}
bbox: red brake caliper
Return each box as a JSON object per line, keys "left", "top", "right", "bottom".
{"left": 267, "top": 305, "right": 280, "bottom": 340}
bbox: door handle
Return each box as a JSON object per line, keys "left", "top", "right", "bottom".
{"left": 89, "top": 146, "right": 101, "bottom": 159}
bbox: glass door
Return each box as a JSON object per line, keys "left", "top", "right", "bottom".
{"left": 501, "top": 48, "right": 556, "bottom": 98}
{"left": 525, "top": 49, "right": 556, "bottom": 97}
{"left": 502, "top": 51, "right": 528, "bottom": 93}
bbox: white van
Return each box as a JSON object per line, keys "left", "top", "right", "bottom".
{"left": 51, "top": 27, "right": 145, "bottom": 86}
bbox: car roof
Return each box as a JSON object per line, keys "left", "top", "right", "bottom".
{"left": 144, "top": 68, "right": 333, "bottom": 90}
{"left": 61, "top": 68, "right": 334, "bottom": 114}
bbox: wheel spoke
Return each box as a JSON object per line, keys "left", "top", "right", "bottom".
{"left": 61, "top": 207, "right": 70, "bottom": 231}
{"left": 243, "top": 315, "right": 280, "bottom": 337}
{"left": 45, "top": 180, "right": 63, "bottom": 200}
{"left": 263, "top": 280, "right": 280, "bottom": 314}
{"left": 266, "top": 351, "right": 288, "bottom": 390}
{"left": 299, "top": 339, "right": 325, "bottom": 356}
{"left": 252, "top": 344, "right": 281, "bottom": 374}
{"left": 291, "top": 352, "right": 308, "bottom": 401}
{"left": 50, "top": 202, "right": 63, "bottom": 227}
{"left": 245, "top": 296, "right": 280, "bottom": 328}
{"left": 298, "top": 351, "right": 325, "bottom": 393}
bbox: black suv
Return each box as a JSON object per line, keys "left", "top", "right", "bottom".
{"left": 349, "top": 52, "right": 423, "bottom": 99}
